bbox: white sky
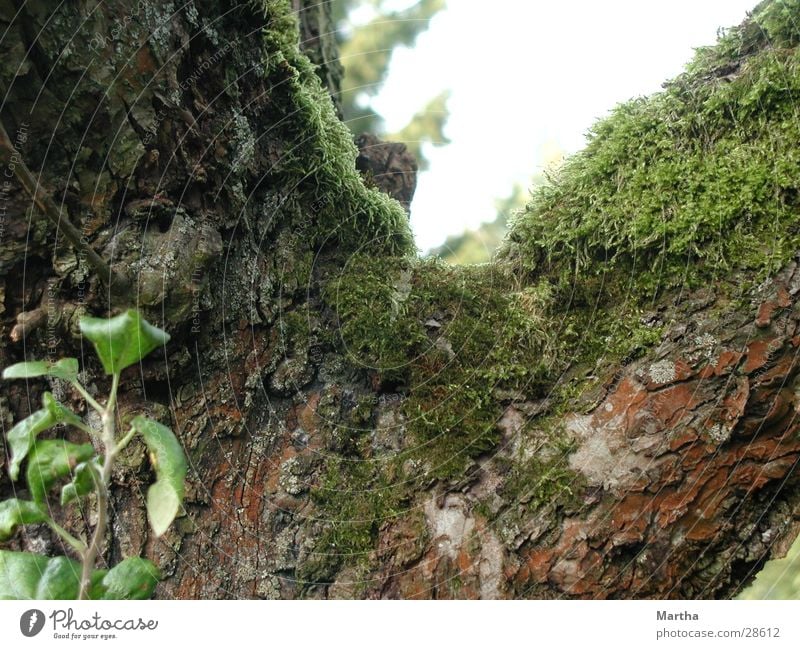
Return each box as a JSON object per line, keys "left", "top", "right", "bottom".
{"left": 366, "top": 0, "right": 759, "bottom": 251}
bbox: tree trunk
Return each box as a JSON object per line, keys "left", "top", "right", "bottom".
{"left": 1, "top": 0, "right": 798, "bottom": 599}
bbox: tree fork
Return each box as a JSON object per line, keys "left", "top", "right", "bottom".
{"left": 0, "top": 0, "right": 798, "bottom": 600}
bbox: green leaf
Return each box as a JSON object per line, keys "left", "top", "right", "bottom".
{"left": 60, "top": 458, "right": 102, "bottom": 506}
{"left": 0, "top": 499, "right": 48, "bottom": 541}
{"left": 7, "top": 409, "right": 56, "bottom": 482}
{"left": 2, "top": 358, "right": 79, "bottom": 382}
{"left": 131, "top": 416, "right": 186, "bottom": 537}
{"left": 0, "top": 551, "right": 129, "bottom": 600}
{"left": 2, "top": 361, "right": 47, "bottom": 379}
{"left": 146, "top": 481, "right": 181, "bottom": 537}
{"left": 88, "top": 570, "right": 108, "bottom": 599}
{"left": 95, "top": 557, "right": 160, "bottom": 600}
{"left": 7, "top": 394, "right": 86, "bottom": 482}
{"left": 35, "top": 556, "right": 85, "bottom": 599}
{"left": 79, "top": 310, "right": 170, "bottom": 375}
{"left": 0, "top": 550, "right": 82, "bottom": 599}
{"left": 26, "top": 440, "right": 96, "bottom": 503}
{"left": 42, "top": 392, "right": 84, "bottom": 429}
{"left": 48, "top": 358, "right": 80, "bottom": 381}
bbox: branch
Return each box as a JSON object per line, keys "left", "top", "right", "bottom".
{"left": 0, "top": 121, "right": 131, "bottom": 297}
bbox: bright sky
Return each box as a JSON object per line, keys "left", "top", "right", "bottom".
{"left": 369, "top": 0, "right": 759, "bottom": 252}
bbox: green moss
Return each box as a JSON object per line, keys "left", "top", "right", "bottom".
{"left": 323, "top": 255, "right": 426, "bottom": 385}
{"left": 502, "top": 435, "right": 583, "bottom": 512}
{"left": 349, "top": 394, "right": 378, "bottom": 426}
{"left": 302, "top": 0, "right": 800, "bottom": 581}
{"left": 260, "top": 0, "right": 414, "bottom": 256}
{"left": 275, "top": 235, "right": 314, "bottom": 296}
{"left": 278, "top": 305, "right": 311, "bottom": 354}
{"left": 502, "top": 0, "right": 800, "bottom": 298}
{"left": 302, "top": 456, "right": 407, "bottom": 582}
{"left": 313, "top": 256, "right": 580, "bottom": 568}
{"left": 324, "top": 256, "right": 566, "bottom": 479}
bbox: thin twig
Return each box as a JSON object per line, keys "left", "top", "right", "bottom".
{"left": 115, "top": 426, "right": 137, "bottom": 454}
{"left": 0, "top": 121, "right": 130, "bottom": 296}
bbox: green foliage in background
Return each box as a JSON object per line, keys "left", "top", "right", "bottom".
{"left": 430, "top": 179, "right": 543, "bottom": 264}
{"left": 333, "top": 0, "right": 450, "bottom": 168}
{"left": 0, "top": 310, "right": 185, "bottom": 600}
{"left": 740, "top": 535, "right": 800, "bottom": 599}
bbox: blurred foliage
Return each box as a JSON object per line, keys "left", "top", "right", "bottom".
{"left": 333, "top": 0, "right": 450, "bottom": 168}
{"left": 390, "top": 90, "right": 450, "bottom": 167}
{"left": 429, "top": 177, "right": 544, "bottom": 265}
{"left": 740, "top": 534, "right": 800, "bottom": 599}
{"left": 428, "top": 212, "right": 509, "bottom": 266}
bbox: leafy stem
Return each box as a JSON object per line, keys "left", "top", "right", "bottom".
{"left": 71, "top": 380, "right": 104, "bottom": 416}
{"left": 0, "top": 309, "right": 183, "bottom": 601}
{"left": 78, "top": 371, "right": 119, "bottom": 600}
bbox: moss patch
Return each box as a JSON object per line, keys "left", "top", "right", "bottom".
{"left": 297, "top": 0, "right": 800, "bottom": 583}
{"left": 501, "top": 434, "right": 584, "bottom": 512}
{"left": 302, "top": 456, "right": 407, "bottom": 583}
{"left": 324, "top": 256, "right": 565, "bottom": 478}
{"left": 261, "top": 0, "right": 414, "bottom": 256}
{"left": 502, "top": 0, "right": 800, "bottom": 298}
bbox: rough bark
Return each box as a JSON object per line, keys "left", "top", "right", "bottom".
{"left": 0, "top": 0, "right": 798, "bottom": 600}
{"left": 355, "top": 133, "right": 417, "bottom": 212}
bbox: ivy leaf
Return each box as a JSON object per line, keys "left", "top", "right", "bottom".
{"left": 34, "top": 556, "right": 85, "bottom": 599}
{"left": 0, "top": 550, "right": 82, "bottom": 599}
{"left": 94, "top": 557, "right": 160, "bottom": 600}
{"left": 146, "top": 481, "right": 182, "bottom": 538}
{"left": 0, "top": 499, "right": 48, "bottom": 541}
{"left": 7, "top": 410, "right": 55, "bottom": 482}
{"left": 6, "top": 393, "right": 85, "bottom": 481}
{"left": 131, "top": 416, "right": 186, "bottom": 537}
{"left": 2, "top": 361, "right": 48, "bottom": 379}
{"left": 26, "top": 440, "right": 96, "bottom": 503}
{"left": 60, "top": 458, "right": 103, "bottom": 506}
{"left": 2, "top": 358, "right": 79, "bottom": 382}
{"left": 42, "top": 392, "right": 84, "bottom": 429}
{"left": 79, "top": 310, "right": 170, "bottom": 375}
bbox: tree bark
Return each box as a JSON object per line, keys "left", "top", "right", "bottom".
{"left": 1, "top": 0, "right": 798, "bottom": 600}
